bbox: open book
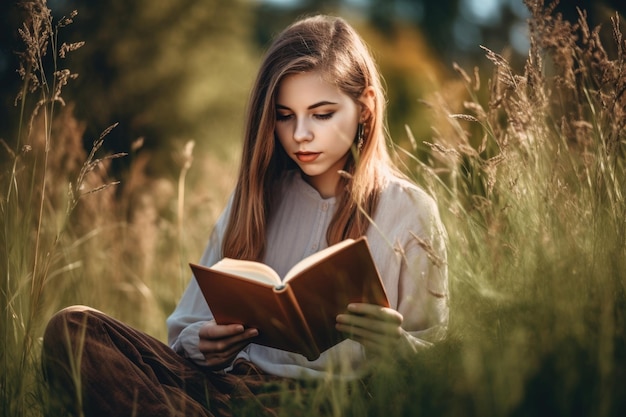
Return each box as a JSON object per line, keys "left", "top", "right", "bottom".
{"left": 190, "top": 236, "right": 389, "bottom": 361}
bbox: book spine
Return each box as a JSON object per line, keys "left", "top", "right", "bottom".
{"left": 274, "top": 285, "right": 320, "bottom": 361}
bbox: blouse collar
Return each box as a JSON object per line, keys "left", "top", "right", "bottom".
{"left": 288, "top": 170, "right": 338, "bottom": 205}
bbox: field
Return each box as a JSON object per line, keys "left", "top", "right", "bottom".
{"left": 1, "top": 1, "right": 624, "bottom": 416}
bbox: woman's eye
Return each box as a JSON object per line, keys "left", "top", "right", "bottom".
{"left": 315, "top": 112, "right": 334, "bottom": 120}
{"left": 276, "top": 113, "right": 293, "bottom": 122}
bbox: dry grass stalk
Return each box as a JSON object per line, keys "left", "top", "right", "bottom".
{"left": 1, "top": 3, "right": 127, "bottom": 416}
{"left": 407, "top": 3, "right": 625, "bottom": 415}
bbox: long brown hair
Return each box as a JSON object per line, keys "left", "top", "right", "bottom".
{"left": 222, "top": 14, "right": 398, "bottom": 261}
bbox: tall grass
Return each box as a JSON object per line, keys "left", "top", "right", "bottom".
{"left": 1, "top": 0, "right": 625, "bottom": 416}
{"left": 386, "top": 1, "right": 626, "bottom": 416}
{"left": 0, "top": 2, "right": 125, "bottom": 416}
{"left": 1, "top": 2, "right": 235, "bottom": 415}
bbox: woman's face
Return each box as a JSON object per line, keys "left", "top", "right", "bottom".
{"left": 275, "top": 71, "right": 360, "bottom": 198}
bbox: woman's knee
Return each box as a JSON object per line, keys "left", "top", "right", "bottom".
{"left": 43, "top": 305, "right": 101, "bottom": 347}
{"left": 42, "top": 306, "right": 100, "bottom": 415}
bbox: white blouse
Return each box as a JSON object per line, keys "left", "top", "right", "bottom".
{"left": 166, "top": 171, "right": 448, "bottom": 379}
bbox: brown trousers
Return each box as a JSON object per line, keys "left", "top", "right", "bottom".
{"left": 42, "top": 306, "right": 292, "bottom": 417}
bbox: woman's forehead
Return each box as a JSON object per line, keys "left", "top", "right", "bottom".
{"left": 276, "top": 71, "right": 347, "bottom": 107}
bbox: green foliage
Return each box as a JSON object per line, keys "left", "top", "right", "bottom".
{"left": 0, "top": 2, "right": 115, "bottom": 416}
{"left": 66, "top": 0, "right": 259, "bottom": 160}
{"left": 392, "top": 2, "right": 626, "bottom": 416}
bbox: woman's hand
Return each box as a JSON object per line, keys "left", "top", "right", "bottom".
{"left": 336, "top": 303, "right": 412, "bottom": 356}
{"left": 198, "top": 321, "right": 258, "bottom": 370}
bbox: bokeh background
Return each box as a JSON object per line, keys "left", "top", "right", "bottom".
{"left": 2, "top": 0, "right": 624, "bottom": 172}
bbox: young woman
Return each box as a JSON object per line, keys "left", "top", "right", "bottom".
{"left": 43, "top": 14, "right": 448, "bottom": 417}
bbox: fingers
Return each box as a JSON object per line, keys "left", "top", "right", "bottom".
{"left": 198, "top": 329, "right": 257, "bottom": 354}
{"left": 199, "top": 338, "right": 250, "bottom": 369}
{"left": 335, "top": 303, "right": 404, "bottom": 353}
{"left": 336, "top": 303, "right": 403, "bottom": 335}
{"left": 347, "top": 303, "right": 403, "bottom": 323}
{"left": 335, "top": 315, "right": 401, "bottom": 344}
{"left": 199, "top": 322, "right": 248, "bottom": 340}
{"left": 198, "top": 322, "right": 258, "bottom": 370}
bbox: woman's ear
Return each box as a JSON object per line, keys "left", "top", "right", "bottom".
{"left": 359, "top": 86, "right": 375, "bottom": 122}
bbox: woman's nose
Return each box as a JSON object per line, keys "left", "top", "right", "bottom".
{"left": 293, "top": 118, "right": 313, "bottom": 143}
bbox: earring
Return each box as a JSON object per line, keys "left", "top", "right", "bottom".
{"left": 356, "top": 123, "right": 364, "bottom": 152}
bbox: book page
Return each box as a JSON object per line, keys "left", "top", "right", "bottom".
{"left": 210, "top": 258, "right": 281, "bottom": 286}
{"left": 284, "top": 238, "right": 355, "bottom": 282}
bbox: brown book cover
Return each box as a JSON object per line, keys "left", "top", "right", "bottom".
{"left": 189, "top": 236, "right": 389, "bottom": 361}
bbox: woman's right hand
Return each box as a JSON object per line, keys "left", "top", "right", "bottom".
{"left": 198, "top": 320, "right": 258, "bottom": 370}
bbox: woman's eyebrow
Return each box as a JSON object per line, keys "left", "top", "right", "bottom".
{"left": 307, "top": 101, "right": 337, "bottom": 109}
{"left": 276, "top": 101, "right": 338, "bottom": 111}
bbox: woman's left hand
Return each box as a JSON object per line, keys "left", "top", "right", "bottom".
{"left": 336, "top": 303, "right": 410, "bottom": 356}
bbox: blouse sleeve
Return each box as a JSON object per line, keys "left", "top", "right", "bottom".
{"left": 375, "top": 181, "right": 448, "bottom": 348}
{"left": 166, "top": 196, "right": 233, "bottom": 364}
{"left": 398, "top": 198, "right": 449, "bottom": 346}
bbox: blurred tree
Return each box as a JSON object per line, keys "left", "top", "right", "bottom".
{"left": 0, "top": 1, "right": 22, "bottom": 146}
{"left": 2, "top": 0, "right": 625, "bottom": 173}
{"left": 69, "top": 0, "right": 259, "bottom": 170}
{"left": 357, "top": 0, "right": 626, "bottom": 68}
{"left": 1, "top": 0, "right": 259, "bottom": 178}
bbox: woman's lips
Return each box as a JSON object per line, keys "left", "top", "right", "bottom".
{"left": 295, "top": 152, "right": 320, "bottom": 162}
